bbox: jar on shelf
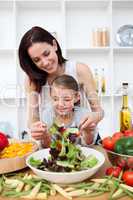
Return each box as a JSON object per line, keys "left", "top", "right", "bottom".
{"left": 101, "top": 27, "right": 109, "bottom": 47}
{"left": 92, "top": 28, "right": 102, "bottom": 47}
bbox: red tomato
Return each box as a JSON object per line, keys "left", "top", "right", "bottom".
{"left": 106, "top": 166, "right": 122, "bottom": 178}
{"left": 127, "top": 158, "right": 133, "bottom": 169}
{"left": 122, "top": 171, "right": 133, "bottom": 186}
{"left": 116, "top": 157, "right": 126, "bottom": 169}
{"left": 102, "top": 137, "right": 115, "bottom": 151}
{"left": 0, "top": 132, "right": 9, "bottom": 151}
{"left": 123, "top": 130, "right": 133, "bottom": 137}
{"left": 112, "top": 132, "right": 123, "bottom": 143}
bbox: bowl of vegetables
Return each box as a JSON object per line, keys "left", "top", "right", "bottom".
{"left": 26, "top": 126, "right": 105, "bottom": 184}
{"left": 26, "top": 146, "right": 105, "bottom": 184}
{"left": 0, "top": 132, "right": 39, "bottom": 174}
{"left": 99, "top": 130, "right": 133, "bottom": 169}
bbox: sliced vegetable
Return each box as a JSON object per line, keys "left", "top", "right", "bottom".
{"left": 36, "top": 192, "right": 47, "bottom": 199}
{"left": 0, "top": 176, "right": 4, "bottom": 193}
{"left": 52, "top": 184, "right": 72, "bottom": 200}
{"left": 22, "top": 182, "right": 42, "bottom": 198}
{"left": 0, "top": 142, "right": 33, "bottom": 158}
{"left": 67, "top": 189, "right": 85, "bottom": 197}
{"left": 120, "top": 183, "right": 133, "bottom": 193}
{"left": 111, "top": 188, "right": 123, "bottom": 199}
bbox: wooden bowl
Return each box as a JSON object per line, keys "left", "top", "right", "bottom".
{"left": 0, "top": 140, "right": 39, "bottom": 174}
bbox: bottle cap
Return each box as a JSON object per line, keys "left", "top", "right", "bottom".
{"left": 122, "top": 83, "right": 128, "bottom": 86}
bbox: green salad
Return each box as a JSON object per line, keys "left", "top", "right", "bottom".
{"left": 29, "top": 124, "right": 98, "bottom": 172}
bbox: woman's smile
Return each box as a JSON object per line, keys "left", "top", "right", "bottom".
{"left": 28, "top": 42, "right": 58, "bottom": 74}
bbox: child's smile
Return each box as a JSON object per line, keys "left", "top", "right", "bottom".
{"left": 51, "top": 85, "right": 78, "bottom": 116}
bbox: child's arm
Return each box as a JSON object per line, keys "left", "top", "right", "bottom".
{"left": 80, "top": 118, "right": 97, "bottom": 145}
{"left": 79, "top": 113, "right": 96, "bottom": 145}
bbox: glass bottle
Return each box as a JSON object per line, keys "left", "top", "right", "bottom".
{"left": 101, "top": 68, "right": 106, "bottom": 94}
{"left": 94, "top": 68, "right": 99, "bottom": 94}
{"left": 120, "top": 83, "right": 132, "bottom": 132}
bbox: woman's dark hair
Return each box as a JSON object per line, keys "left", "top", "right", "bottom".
{"left": 52, "top": 75, "right": 79, "bottom": 92}
{"left": 18, "top": 26, "right": 66, "bottom": 92}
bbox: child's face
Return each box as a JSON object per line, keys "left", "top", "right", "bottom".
{"left": 50, "top": 85, "right": 79, "bottom": 116}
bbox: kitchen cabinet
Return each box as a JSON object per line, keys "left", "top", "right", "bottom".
{"left": 0, "top": 0, "right": 133, "bottom": 138}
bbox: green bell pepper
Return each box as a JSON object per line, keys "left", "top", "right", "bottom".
{"left": 114, "top": 137, "right": 133, "bottom": 156}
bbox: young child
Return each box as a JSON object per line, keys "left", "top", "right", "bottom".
{"left": 39, "top": 74, "right": 97, "bottom": 148}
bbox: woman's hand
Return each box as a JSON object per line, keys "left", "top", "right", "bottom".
{"left": 30, "top": 121, "right": 48, "bottom": 140}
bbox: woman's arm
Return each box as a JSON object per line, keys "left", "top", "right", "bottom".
{"left": 25, "top": 77, "right": 51, "bottom": 148}
{"left": 25, "top": 76, "right": 40, "bottom": 127}
{"left": 77, "top": 63, "right": 104, "bottom": 127}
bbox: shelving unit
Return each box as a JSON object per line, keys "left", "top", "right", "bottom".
{"left": 0, "top": 0, "right": 133, "bottom": 139}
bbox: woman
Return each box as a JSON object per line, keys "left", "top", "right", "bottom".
{"left": 18, "top": 26, "right": 104, "bottom": 143}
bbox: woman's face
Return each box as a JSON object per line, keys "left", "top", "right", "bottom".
{"left": 28, "top": 41, "right": 59, "bottom": 74}
{"left": 50, "top": 85, "right": 79, "bottom": 116}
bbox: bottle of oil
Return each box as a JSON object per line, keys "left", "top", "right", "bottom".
{"left": 101, "top": 68, "right": 106, "bottom": 94}
{"left": 120, "top": 83, "right": 132, "bottom": 132}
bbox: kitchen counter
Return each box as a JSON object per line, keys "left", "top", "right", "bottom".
{"left": 0, "top": 146, "right": 132, "bottom": 200}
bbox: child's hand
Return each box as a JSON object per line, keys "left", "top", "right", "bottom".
{"left": 30, "top": 121, "right": 48, "bottom": 140}
{"left": 79, "top": 116, "right": 97, "bottom": 132}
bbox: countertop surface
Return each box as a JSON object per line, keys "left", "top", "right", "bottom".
{"left": 0, "top": 145, "right": 132, "bottom": 200}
